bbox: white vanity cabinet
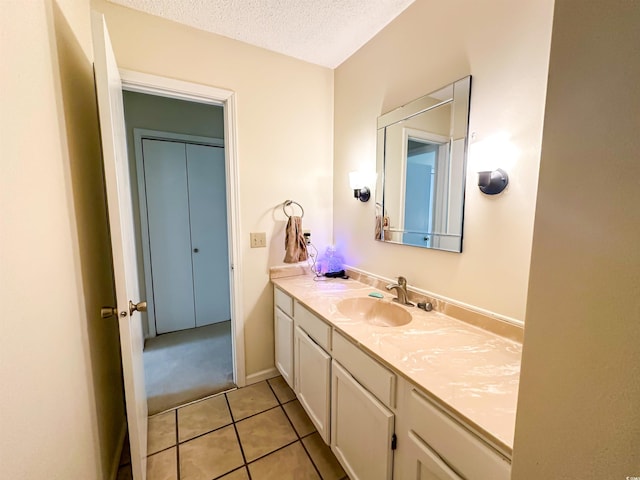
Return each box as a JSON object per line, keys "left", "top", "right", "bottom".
{"left": 273, "top": 288, "right": 332, "bottom": 441}
{"left": 394, "top": 378, "right": 511, "bottom": 480}
{"left": 274, "top": 287, "right": 294, "bottom": 388}
{"left": 272, "top": 284, "right": 512, "bottom": 480}
{"left": 293, "top": 301, "right": 332, "bottom": 443}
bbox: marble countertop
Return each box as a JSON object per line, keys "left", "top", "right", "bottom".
{"left": 271, "top": 273, "right": 521, "bottom": 455}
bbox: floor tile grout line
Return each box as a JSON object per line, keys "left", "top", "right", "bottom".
{"left": 209, "top": 464, "right": 248, "bottom": 480}
{"left": 231, "top": 402, "right": 282, "bottom": 424}
{"left": 278, "top": 402, "right": 304, "bottom": 441}
{"left": 265, "top": 380, "right": 307, "bottom": 440}
{"left": 298, "top": 434, "right": 325, "bottom": 480}
{"left": 147, "top": 444, "right": 177, "bottom": 458}
{"left": 270, "top": 379, "right": 300, "bottom": 406}
{"left": 224, "top": 392, "right": 252, "bottom": 480}
{"left": 177, "top": 418, "right": 234, "bottom": 445}
{"left": 282, "top": 401, "right": 325, "bottom": 478}
{"left": 174, "top": 409, "right": 181, "bottom": 480}
{"left": 265, "top": 377, "right": 287, "bottom": 406}
{"left": 267, "top": 378, "right": 326, "bottom": 479}
{"left": 244, "top": 438, "right": 301, "bottom": 466}
{"left": 176, "top": 393, "right": 280, "bottom": 446}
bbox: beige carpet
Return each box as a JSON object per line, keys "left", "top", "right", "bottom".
{"left": 143, "top": 321, "right": 235, "bottom": 415}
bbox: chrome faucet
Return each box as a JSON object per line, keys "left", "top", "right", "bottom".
{"left": 386, "top": 276, "right": 414, "bottom": 306}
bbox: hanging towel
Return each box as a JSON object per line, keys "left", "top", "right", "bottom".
{"left": 375, "top": 215, "right": 392, "bottom": 241}
{"left": 375, "top": 215, "right": 383, "bottom": 240}
{"left": 283, "top": 216, "right": 308, "bottom": 263}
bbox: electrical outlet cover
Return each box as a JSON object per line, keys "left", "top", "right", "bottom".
{"left": 250, "top": 232, "right": 267, "bottom": 248}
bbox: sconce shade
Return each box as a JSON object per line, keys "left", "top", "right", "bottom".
{"left": 349, "top": 171, "right": 363, "bottom": 190}
{"left": 478, "top": 168, "right": 509, "bottom": 195}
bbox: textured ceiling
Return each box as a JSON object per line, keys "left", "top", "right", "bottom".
{"left": 107, "top": 0, "right": 415, "bottom": 68}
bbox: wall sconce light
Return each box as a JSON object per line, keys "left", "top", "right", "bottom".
{"left": 478, "top": 169, "right": 509, "bottom": 195}
{"left": 349, "top": 171, "right": 374, "bottom": 202}
{"left": 471, "top": 132, "right": 516, "bottom": 196}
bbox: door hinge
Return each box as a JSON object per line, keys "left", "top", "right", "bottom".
{"left": 391, "top": 433, "right": 397, "bottom": 450}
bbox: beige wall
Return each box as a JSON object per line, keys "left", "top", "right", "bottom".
{"left": 92, "top": 0, "right": 335, "bottom": 378}
{"left": 512, "top": 0, "right": 640, "bottom": 477}
{"left": 334, "top": 0, "right": 555, "bottom": 322}
{"left": 0, "top": 0, "right": 125, "bottom": 479}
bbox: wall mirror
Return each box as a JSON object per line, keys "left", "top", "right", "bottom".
{"left": 375, "top": 76, "right": 471, "bottom": 252}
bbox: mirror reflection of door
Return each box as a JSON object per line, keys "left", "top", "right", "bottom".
{"left": 400, "top": 127, "right": 451, "bottom": 248}
{"left": 403, "top": 138, "right": 437, "bottom": 247}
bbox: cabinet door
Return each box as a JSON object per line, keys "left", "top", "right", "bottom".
{"left": 405, "top": 430, "right": 463, "bottom": 480}
{"left": 186, "top": 143, "right": 230, "bottom": 326}
{"left": 275, "top": 308, "right": 294, "bottom": 389}
{"left": 331, "top": 360, "right": 394, "bottom": 480}
{"left": 143, "top": 139, "right": 195, "bottom": 333}
{"left": 294, "top": 326, "right": 331, "bottom": 443}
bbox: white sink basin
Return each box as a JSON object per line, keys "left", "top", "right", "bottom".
{"left": 337, "top": 297, "right": 412, "bottom": 327}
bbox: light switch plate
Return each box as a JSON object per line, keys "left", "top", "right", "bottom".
{"left": 250, "top": 232, "right": 267, "bottom": 248}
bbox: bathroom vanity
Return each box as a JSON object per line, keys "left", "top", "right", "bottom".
{"left": 272, "top": 272, "right": 521, "bottom": 480}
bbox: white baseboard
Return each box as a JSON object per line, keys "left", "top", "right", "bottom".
{"left": 109, "top": 420, "right": 128, "bottom": 480}
{"left": 245, "top": 367, "right": 279, "bottom": 385}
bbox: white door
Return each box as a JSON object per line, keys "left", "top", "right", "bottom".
{"left": 186, "top": 143, "right": 230, "bottom": 325}
{"left": 331, "top": 360, "right": 394, "bottom": 480}
{"left": 141, "top": 140, "right": 230, "bottom": 333}
{"left": 92, "top": 12, "right": 148, "bottom": 480}
{"left": 274, "top": 307, "right": 294, "bottom": 388}
{"left": 143, "top": 139, "right": 196, "bottom": 333}
{"left": 294, "top": 326, "right": 331, "bottom": 443}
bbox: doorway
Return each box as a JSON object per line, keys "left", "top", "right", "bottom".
{"left": 122, "top": 89, "right": 236, "bottom": 414}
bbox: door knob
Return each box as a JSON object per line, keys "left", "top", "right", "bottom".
{"left": 129, "top": 300, "right": 148, "bottom": 316}
{"left": 100, "top": 306, "right": 117, "bottom": 319}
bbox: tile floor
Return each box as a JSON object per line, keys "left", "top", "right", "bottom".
{"left": 117, "top": 376, "right": 348, "bottom": 480}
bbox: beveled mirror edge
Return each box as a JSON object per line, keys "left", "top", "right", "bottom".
{"left": 376, "top": 76, "right": 470, "bottom": 130}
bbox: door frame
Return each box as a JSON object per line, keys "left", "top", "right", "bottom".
{"left": 133, "top": 129, "right": 224, "bottom": 337}
{"left": 120, "top": 69, "right": 246, "bottom": 386}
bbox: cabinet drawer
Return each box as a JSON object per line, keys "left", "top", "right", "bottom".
{"left": 332, "top": 331, "right": 396, "bottom": 408}
{"left": 294, "top": 301, "right": 331, "bottom": 351}
{"left": 407, "top": 386, "right": 511, "bottom": 480}
{"left": 274, "top": 287, "right": 293, "bottom": 316}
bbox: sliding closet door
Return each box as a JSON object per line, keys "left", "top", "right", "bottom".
{"left": 143, "top": 139, "right": 196, "bottom": 333}
{"left": 186, "top": 144, "right": 231, "bottom": 326}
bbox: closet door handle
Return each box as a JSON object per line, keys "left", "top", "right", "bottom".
{"left": 129, "top": 300, "right": 147, "bottom": 316}
{"left": 193, "top": 248, "right": 199, "bottom": 253}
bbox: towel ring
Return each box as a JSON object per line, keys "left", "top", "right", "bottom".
{"left": 283, "top": 200, "right": 304, "bottom": 218}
